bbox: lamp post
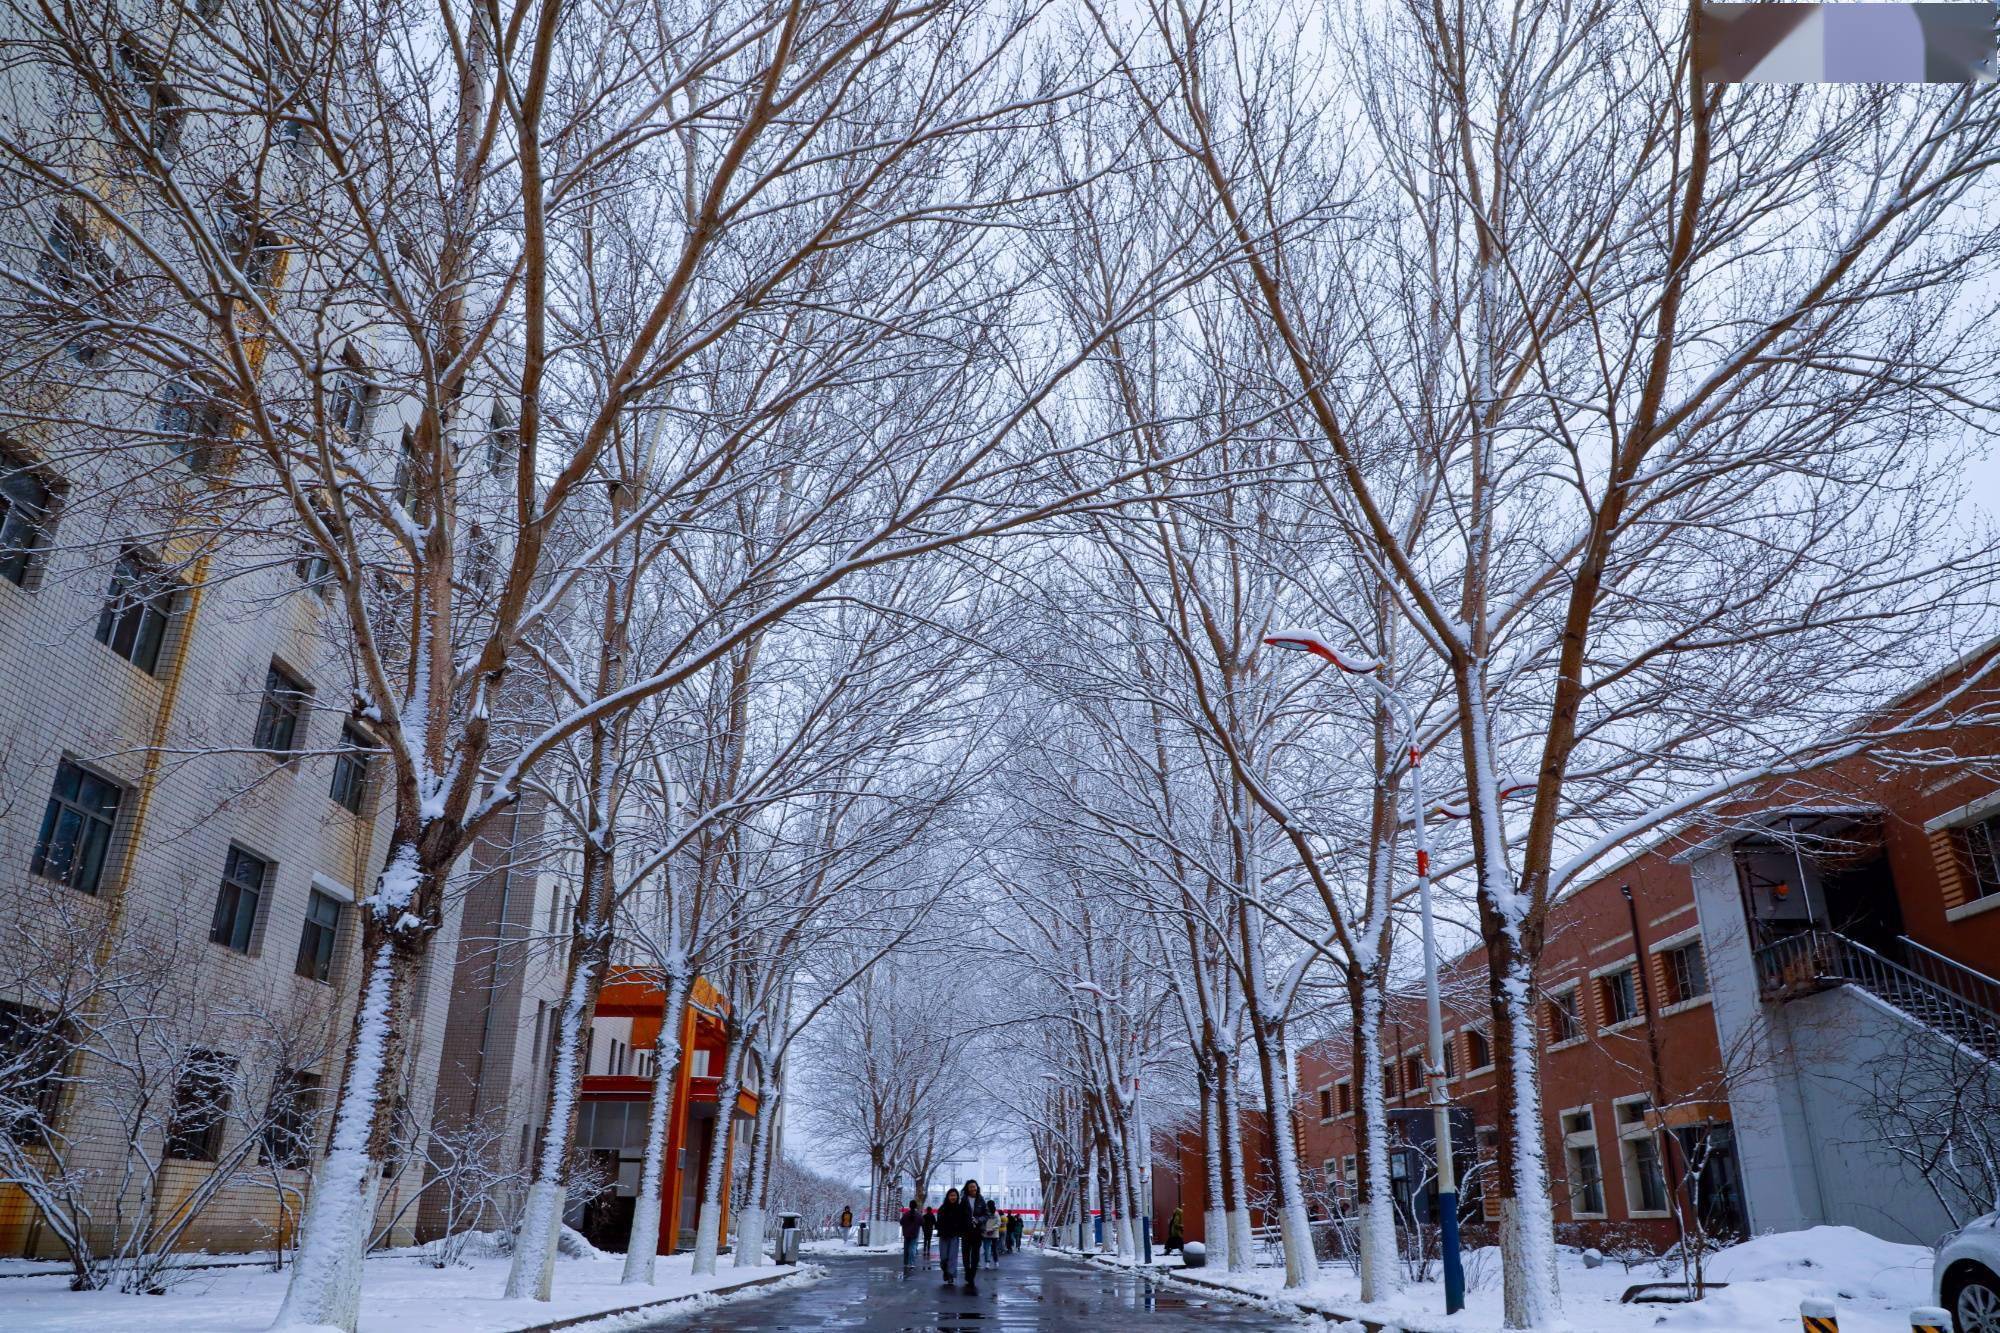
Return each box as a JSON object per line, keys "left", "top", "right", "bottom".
{"left": 1262, "top": 628, "right": 1465, "bottom": 1315}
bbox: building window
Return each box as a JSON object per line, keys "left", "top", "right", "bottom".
{"left": 1616, "top": 1097, "right": 1669, "bottom": 1215}
{"left": 1380, "top": 1061, "right": 1395, "bottom": 1099}
{"left": 295, "top": 888, "right": 341, "bottom": 982}
{"left": 1957, "top": 813, "right": 2000, "bottom": 903}
{"left": 1317, "top": 1086, "right": 1332, "bottom": 1121}
{"left": 113, "top": 38, "right": 183, "bottom": 160}
{"left": 221, "top": 203, "right": 283, "bottom": 297}
{"left": 210, "top": 846, "right": 267, "bottom": 953}
{"left": 260, "top": 1069, "right": 320, "bottom": 1169}
{"left": 1600, "top": 966, "right": 1639, "bottom": 1027}
{"left": 329, "top": 725, "right": 372, "bottom": 813}
{"left": 1545, "top": 986, "right": 1583, "bottom": 1045}
{"left": 327, "top": 346, "right": 374, "bottom": 437}
{"left": 1403, "top": 1051, "right": 1423, "bottom": 1095}
{"left": 1561, "top": 1106, "right": 1604, "bottom": 1217}
{"left": 1335, "top": 1079, "right": 1352, "bottom": 1116}
{"left": 1662, "top": 941, "right": 1709, "bottom": 1006}
{"left": 1441, "top": 1039, "right": 1455, "bottom": 1078}
{"left": 253, "top": 663, "right": 310, "bottom": 753}
{"left": 38, "top": 211, "right": 111, "bottom": 365}
{"left": 31, "top": 761, "right": 122, "bottom": 895}
{"left": 1466, "top": 1026, "right": 1493, "bottom": 1071}
{"left": 0, "top": 448, "right": 52, "bottom": 586}
{"left": 486, "top": 400, "right": 518, "bottom": 476}
{"left": 0, "top": 1000, "right": 66, "bottom": 1138}
{"left": 95, "top": 551, "right": 175, "bottom": 674}
{"left": 165, "top": 1049, "right": 235, "bottom": 1161}
{"left": 157, "top": 380, "right": 226, "bottom": 472}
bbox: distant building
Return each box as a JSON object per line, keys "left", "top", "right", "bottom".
{"left": 1288, "top": 641, "right": 2000, "bottom": 1253}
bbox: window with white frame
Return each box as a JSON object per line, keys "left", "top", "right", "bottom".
{"left": 1615, "top": 1095, "right": 1669, "bottom": 1216}
{"left": 1335, "top": 1078, "right": 1352, "bottom": 1116}
{"left": 1465, "top": 1026, "right": 1493, "bottom": 1072}
{"left": 1661, "top": 938, "right": 1709, "bottom": 1006}
{"left": 1560, "top": 1106, "right": 1605, "bottom": 1218}
{"left": 1598, "top": 963, "right": 1640, "bottom": 1029}
{"left": 1545, "top": 984, "right": 1584, "bottom": 1046}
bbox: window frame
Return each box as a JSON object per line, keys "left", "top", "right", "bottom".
{"left": 156, "top": 379, "right": 227, "bottom": 473}
{"left": 328, "top": 724, "right": 373, "bottom": 813}
{"left": 94, "top": 551, "right": 176, "bottom": 674}
{"left": 0, "top": 446, "right": 55, "bottom": 587}
{"left": 209, "top": 844, "right": 268, "bottom": 954}
{"left": 1559, "top": 1104, "right": 1607, "bottom": 1219}
{"left": 0, "top": 1000, "right": 69, "bottom": 1140}
{"left": 1463, "top": 1025, "right": 1494, "bottom": 1074}
{"left": 253, "top": 661, "right": 311, "bottom": 755}
{"left": 260, "top": 1068, "right": 321, "bottom": 1170}
{"left": 1544, "top": 982, "right": 1585, "bottom": 1049}
{"left": 1593, "top": 958, "right": 1642, "bottom": 1032}
{"left": 1614, "top": 1094, "right": 1671, "bottom": 1218}
{"left": 164, "top": 1049, "right": 236, "bottom": 1162}
{"left": 1335, "top": 1078, "right": 1352, "bottom": 1117}
{"left": 1656, "top": 934, "right": 1711, "bottom": 1011}
{"left": 295, "top": 887, "right": 341, "bottom": 983}
{"left": 30, "top": 759, "right": 123, "bottom": 895}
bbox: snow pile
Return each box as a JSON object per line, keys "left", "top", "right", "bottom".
{"left": 1166, "top": 1226, "right": 1937, "bottom": 1333}
{"left": 0, "top": 1246, "right": 819, "bottom": 1333}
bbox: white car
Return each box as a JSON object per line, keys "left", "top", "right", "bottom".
{"left": 1937, "top": 1211, "right": 2000, "bottom": 1333}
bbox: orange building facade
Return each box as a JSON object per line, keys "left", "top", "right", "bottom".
{"left": 570, "top": 970, "right": 759, "bottom": 1256}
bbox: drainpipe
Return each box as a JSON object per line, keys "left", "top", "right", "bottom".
{"left": 1621, "top": 884, "right": 1696, "bottom": 1286}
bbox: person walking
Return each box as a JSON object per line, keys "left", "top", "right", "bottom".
{"left": 1007, "top": 1212, "right": 1023, "bottom": 1252}
{"left": 1164, "top": 1205, "right": 1184, "bottom": 1255}
{"left": 960, "top": 1179, "right": 996, "bottom": 1291}
{"left": 839, "top": 1205, "right": 853, "bottom": 1243}
{"left": 936, "top": 1187, "right": 967, "bottom": 1284}
{"left": 899, "top": 1199, "right": 922, "bottom": 1269}
{"left": 922, "top": 1205, "right": 936, "bottom": 1262}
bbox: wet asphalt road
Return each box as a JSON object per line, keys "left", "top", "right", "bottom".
{"left": 638, "top": 1249, "right": 1290, "bottom": 1331}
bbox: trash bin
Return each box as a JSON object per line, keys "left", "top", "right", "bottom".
{"left": 857, "top": 1219, "right": 871, "bottom": 1247}
{"left": 776, "top": 1213, "right": 802, "bottom": 1265}
{"left": 1182, "top": 1240, "right": 1206, "bottom": 1269}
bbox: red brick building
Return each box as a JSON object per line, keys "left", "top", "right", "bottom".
{"left": 1293, "top": 640, "right": 2000, "bottom": 1252}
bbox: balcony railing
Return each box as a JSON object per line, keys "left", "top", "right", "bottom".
{"left": 1753, "top": 929, "right": 2000, "bottom": 1065}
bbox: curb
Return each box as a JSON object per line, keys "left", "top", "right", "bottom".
{"left": 1063, "top": 1250, "right": 1402, "bottom": 1333}
{"left": 509, "top": 1263, "right": 820, "bottom": 1332}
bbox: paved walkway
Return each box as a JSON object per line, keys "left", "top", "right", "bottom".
{"left": 634, "top": 1248, "right": 1284, "bottom": 1331}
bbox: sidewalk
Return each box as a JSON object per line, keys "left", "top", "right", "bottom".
{"left": 0, "top": 1244, "right": 824, "bottom": 1333}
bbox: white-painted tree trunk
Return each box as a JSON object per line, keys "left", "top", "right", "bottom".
{"left": 1219, "top": 1067, "right": 1253, "bottom": 1274}
{"left": 506, "top": 931, "right": 601, "bottom": 1300}
{"left": 1498, "top": 954, "right": 1560, "bottom": 1327}
{"left": 689, "top": 1030, "right": 744, "bottom": 1275}
{"left": 271, "top": 948, "right": 398, "bottom": 1333}
{"left": 1357, "top": 983, "right": 1399, "bottom": 1303}
{"left": 621, "top": 971, "right": 691, "bottom": 1284}
{"left": 1199, "top": 1074, "right": 1228, "bottom": 1265}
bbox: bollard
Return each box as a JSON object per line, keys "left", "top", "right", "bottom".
{"left": 1910, "top": 1307, "right": 1950, "bottom": 1333}
{"left": 1801, "top": 1297, "right": 1839, "bottom": 1333}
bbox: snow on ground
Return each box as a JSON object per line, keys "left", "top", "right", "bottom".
{"left": 1114, "top": 1226, "right": 1936, "bottom": 1333}
{"left": 0, "top": 1240, "right": 821, "bottom": 1333}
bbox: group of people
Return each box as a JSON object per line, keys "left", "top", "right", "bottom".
{"left": 897, "top": 1183, "right": 1029, "bottom": 1292}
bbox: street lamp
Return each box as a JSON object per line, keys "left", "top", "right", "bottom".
{"left": 1263, "top": 628, "right": 1465, "bottom": 1316}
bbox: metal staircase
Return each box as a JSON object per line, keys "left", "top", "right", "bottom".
{"left": 1753, "top": 929, "right": 2000, "bottom": 1065}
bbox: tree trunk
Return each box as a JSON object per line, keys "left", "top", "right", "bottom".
{"left": 1249, "top": 1016, "right": 1318, "bottom": 1288}
{"left": 1353, "top": 974, "right": 1399, "bottom": 1302}
{"left": 621, "top": 970, "right": 692, "bottom": 1283}
{"left": 689, "top": 1026, "right": 745, "bottom": 1274}
{"left": 1217, "top": 1054, "right": 1252, "bottom": 1274}
{"left": 733, "top": 1074, "right": 775, "bottom": 1268}
{"left": 1489, "top": 932, "right": 1560, "bottom": 1326}
{"left": 506, "top": 849, "right": 616, "bottom": 1300}
{"left": 1198, "top": 1062, "right": 1228, "bottom": 1267}
{"left": 273, "top": 842, "right": 435, "bottom": 1333}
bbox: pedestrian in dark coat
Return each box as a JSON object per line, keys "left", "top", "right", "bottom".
{"left": 899, "top": 1200, "right": 923, "bottom": 1268}
{"left": 1165, "top": 1206, "right": 1184, "bottom": 1254}
{"left": 922, "top": 1206, "right": 937, "bottom": 1260}
{"left": 959, "top": 1179, "right": 996, "bottom": 1290}
{"left": 935, "top": 1187, "right": 968, "bottom": 1282}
